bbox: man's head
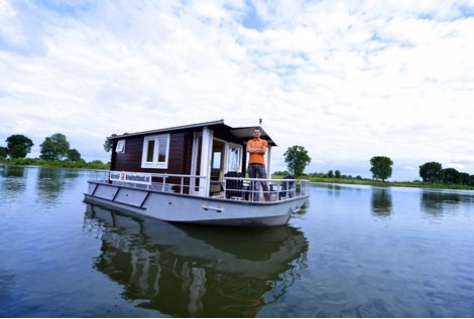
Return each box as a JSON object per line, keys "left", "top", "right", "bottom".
{"left": 253, "top": 128, "right": 261, "bottom": 139}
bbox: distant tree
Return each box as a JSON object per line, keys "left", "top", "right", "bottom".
{"left": 40, "top": 138, "right": 59, "bottom": 160}
{"left": 335, "top": 170, "right": 341, "bottom": 179}
{"left": 10, "top": 144, "right": 27, "bottom": 158}
{"left": 67, "top": 149, "right": 81, "bottom": 162}
{"left": 6, "top": 134, "right": 34, "bottom": 158}
{"left": 459, "top": 172, "right": 470, "bottom": 185}
{"left": 440, "top": 168, "right": 459, "bottom": 184}
{"left": 327, "top": 170, "right": 334, "bottom": 178}
{"left": 103, "top": 134, "right": 118, "bottom": 152}
{"left": 40, "top": 133, "right": 70, "bottom": 161}
{"left": 370, "top": 156, "right": 393, "bottom": 182}
{"left": 283, "top": 145, "right": 311, "bottom": 177}
{"left": 419, "top": 162, "right": 442, "bottom": 183}
{"left": 0, "top": 146, "right": 8, "bottom": 159}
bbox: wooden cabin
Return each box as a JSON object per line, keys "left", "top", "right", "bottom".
{"left": 108, "top": 119, "right": 276, "bottom": 196}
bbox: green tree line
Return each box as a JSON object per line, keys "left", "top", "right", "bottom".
{"left": 0, "top": 133, "right": 108, "bottom": 168}
{"left": 281, "top": 150, "right": 474, "bottom": 187}
{"left": 1, "top": 133, "right": 82, "bottom": 161}
{"left": 419, "top": 161, "right": 474, "bottom": 186}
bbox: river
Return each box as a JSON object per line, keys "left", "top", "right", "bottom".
{"left": 1, "top": 165, "right": 473, "bottom": 317}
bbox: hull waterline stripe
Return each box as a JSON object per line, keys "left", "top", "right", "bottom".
{"left": 85, "top": 194, "right": 147, "bottom": 211}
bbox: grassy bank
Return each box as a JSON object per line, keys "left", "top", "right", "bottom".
{"left": 272, "top": 175, "right": 474, "bottom": 191}
{"left": 0, "top": 158, "right": 110, "bottom": 170}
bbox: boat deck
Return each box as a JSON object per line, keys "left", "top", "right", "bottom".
{"left": 88, "top": 170, "right": 310, "bottom": 203}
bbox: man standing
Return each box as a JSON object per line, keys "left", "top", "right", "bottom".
{"left": 246, "top": 128, "right": 270, "bottom": 201}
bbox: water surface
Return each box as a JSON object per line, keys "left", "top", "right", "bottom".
{"left": 1, "top": 166, "right": 473, "bottom": 317}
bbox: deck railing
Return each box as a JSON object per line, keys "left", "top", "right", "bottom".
{"left": 89, "top": 171, "right": 309, "bottom": 202}
{"left": 222, "top": 176, "right": 310, "bottom": 202}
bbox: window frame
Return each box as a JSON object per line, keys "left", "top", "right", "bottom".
{"left": 115, "top": 139, "right": 126, "bottom": 153}
{"left": 141, "top": 134, "right": 170, "bottom": 169}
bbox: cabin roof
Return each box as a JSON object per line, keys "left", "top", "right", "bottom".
{"left": 108, "top": 119, "right": 277, "bottom": 146}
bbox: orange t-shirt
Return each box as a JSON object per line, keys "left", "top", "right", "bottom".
{"left": 247, "top": 138, "right": 268, "bottom": 165}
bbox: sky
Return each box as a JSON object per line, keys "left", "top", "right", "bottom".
{"left": 1, "top": 0, "right": 473, "bottom": 181}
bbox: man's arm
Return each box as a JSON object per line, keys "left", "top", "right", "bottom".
{"left": 257, "top": 144, "right": 267, "bottom": 154}
{"left": 247, "top": 143, "right": 267, "bottom": 154}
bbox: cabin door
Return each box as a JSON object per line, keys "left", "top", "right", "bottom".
{"left": 190, "top": 127, "right": 213, "bottom": 196}
{"left": 211, "top": 140, "right": 225, "bottom": 182}
{"left": 190, "top": 129, "right": 244, "bottom": 196}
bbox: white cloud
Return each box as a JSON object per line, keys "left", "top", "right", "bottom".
{"left": 1, "top": 0, "right": 473, "bottom": 181}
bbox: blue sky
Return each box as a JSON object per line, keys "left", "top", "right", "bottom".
{"left": 1, "top": 0, "right": 473, "bottom": 181}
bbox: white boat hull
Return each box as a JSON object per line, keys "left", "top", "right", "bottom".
{"left": 84, "top": 180, "right": 309, "bottom": 227}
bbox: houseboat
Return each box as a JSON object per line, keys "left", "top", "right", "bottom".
{"left": 84, "top": 119, "right": 310, "bottom": 227}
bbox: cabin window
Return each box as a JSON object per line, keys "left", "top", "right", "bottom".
{"left": 115, "top": 140, "right": 125, "bottom": 153}
{"left": 141, "top": 134, "right": 170, "bottom": 169}
{"left": 212, "top": 152, "right": 222, "bottom": 169}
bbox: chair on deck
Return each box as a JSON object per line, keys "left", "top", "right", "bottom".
{"left": 224, "top": 171, "right": 244, "bottom": 199}
{"left": 209, "top": 181, "right": 224, "bottom": 197}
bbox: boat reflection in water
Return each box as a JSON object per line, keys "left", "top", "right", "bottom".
{"left": 84, "top": 204, "right": 309, "bottom": 317}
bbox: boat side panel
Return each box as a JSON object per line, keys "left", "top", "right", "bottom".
{"left": 85, "top": 181, "right": 309, "bottom": 227}
{"left": 114, "top": 188, "right": 149, "bottom": 207}
{"left": 93, "top": 184, "right": 120, "bottom": 200}
{"left": 85, "top": 193, "right": 294, "bottom": 227}
{"left": 140, "top": 192, "right": 302, "bottom": 222}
